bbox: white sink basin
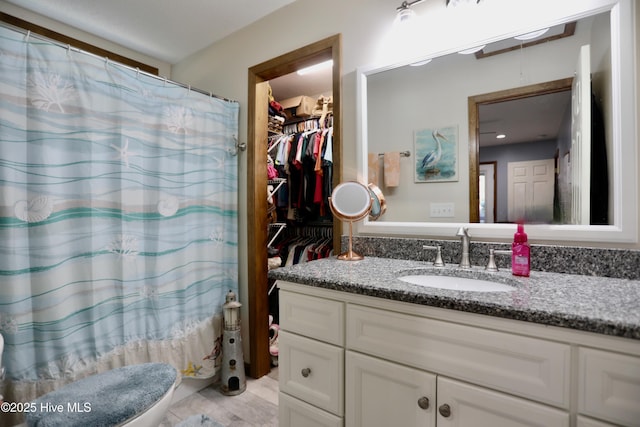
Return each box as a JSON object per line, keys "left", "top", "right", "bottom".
{"left": 398, "top": 274, "right": 514, "bottom": 292}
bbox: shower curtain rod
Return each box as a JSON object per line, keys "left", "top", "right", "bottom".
{"left": 0, "top": 22, "right": 238, "bottom": 104}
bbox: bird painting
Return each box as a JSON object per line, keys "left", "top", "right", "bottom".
{"left": 415, "top": 126, "right": 457, "bottom": 182}
{"left": 420, "top": 129, "right": 448, "bottom": 171}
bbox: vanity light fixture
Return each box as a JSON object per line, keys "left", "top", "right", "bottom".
{"left": 514, "top": 28, "right": 551, "bottom": 41}
{"left": 395, "top": 0, "right": 481, "bottom": 25}
{"left": 394, "top": 0, "right": 422, "bottom": 26}
{"left": 446, "top": 0, "right": 481, "bottom": 7}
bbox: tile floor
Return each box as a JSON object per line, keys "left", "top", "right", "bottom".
{"left": 161, "top": 368, "right": 279, "bottom": 426}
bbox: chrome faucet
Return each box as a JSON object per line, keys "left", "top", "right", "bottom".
{"left": 456, "top": 227, "right": 471, "bottom": 269}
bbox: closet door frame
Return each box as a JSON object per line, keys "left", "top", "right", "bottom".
{"left": 247, "top": 34, "right": 342, "bottom": 378}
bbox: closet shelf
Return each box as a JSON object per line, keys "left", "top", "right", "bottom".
{"left": 268, "top": 178, "right": 287, "bottom": 201}
{"left": 268, "top": 222, "right": 287, "bottom": 247}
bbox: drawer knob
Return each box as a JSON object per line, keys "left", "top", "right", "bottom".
{"left": 301, "top": 368, "right": 311, "bottom": 378}
{"left": 417, "top": 396, "right": 430, "bottom": 410}
{"left": 438, "top": 404, "right": 451, "bottom": 418}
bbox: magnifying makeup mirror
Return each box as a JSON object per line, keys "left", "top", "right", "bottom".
{"left": 367, "top": 183, "right": 386, "bottom": 221}
{"left": 329, "top": 181, "right": 373, "bottom": 260}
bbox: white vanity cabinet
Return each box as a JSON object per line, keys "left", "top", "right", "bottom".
{"left": 277, "top": 281, "right": 640, "bottom": 427}
{"left": 346, "top": 304, "right": 570, "bottom": 427}
{"left": 278, "top": 290, "right": 345, "bottom": 427}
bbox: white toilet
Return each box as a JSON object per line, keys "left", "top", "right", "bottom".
{"left": 1, "top": 334, "right": 179, "bottom": 427}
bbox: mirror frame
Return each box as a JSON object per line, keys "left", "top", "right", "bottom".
{"left": 356, "top": 0, "right": 637, "bottom": 244}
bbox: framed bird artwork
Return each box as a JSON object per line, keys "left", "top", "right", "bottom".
{"left": 414, "top": 125, "right": 458, "bottom": 183}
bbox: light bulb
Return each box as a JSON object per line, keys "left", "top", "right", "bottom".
{"left": 394, "top": 7, "right": 417, "bottom": 26}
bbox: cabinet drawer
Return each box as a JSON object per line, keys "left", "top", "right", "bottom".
{"left": 437, "top": 377, "right": 569, "bottom": 427}
{"left": 578, "top": 347, "right": 640, "bottom": 426}
{"left": 280, "top": 290, "right": 344, "bottom": 345}
{"left": 347, "top": 304, "right": 570, "bottom": 408}
{"left": 279, "top": 392, "right": 343, "bottom": 427}
{"left": 279, "top": 330, "right": 344, "bottom": 416}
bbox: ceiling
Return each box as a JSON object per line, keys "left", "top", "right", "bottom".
{"left": 269, "top": 67, "right": 332, "bottom": 101}
{"left": 2, "top": 0, "right": 328, "bottom": 101}
{"left": 480, "top": 90, "right": 572, "bottom": 147}
{"left": 3, "top": 0, "right": 297, "bottom": 64}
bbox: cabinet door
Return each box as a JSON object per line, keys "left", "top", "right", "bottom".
{"left": 346, "top": 351, "right": 436, "bottom": 427}
{"left": 436, "top": 377, "right": 569, "bottom": 427}
{"left": 576, "top": 415, "right": 617, "bottom": 427}
{"left": 578, "top": 347, "right": 640, "bottom": 426}
{"left": 279, "top": 392, "right": 343, "bottom": 427}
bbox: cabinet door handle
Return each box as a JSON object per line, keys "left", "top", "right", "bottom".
{"left": 438, "top": 404, "right": 451, "bottom": 418}
{"left": 301, "top": 368, "right": 311, "bottom": 378}
{"left": 417, "top": 396, "right": 430, "bottom": 410}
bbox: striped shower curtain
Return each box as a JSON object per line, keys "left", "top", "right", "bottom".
{"left": 0, "top": 26, "right": 238, "bottom": 406}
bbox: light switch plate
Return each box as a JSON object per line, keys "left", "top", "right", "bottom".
{"left": 430, "top": 202, "right": 455, "bottom": 218}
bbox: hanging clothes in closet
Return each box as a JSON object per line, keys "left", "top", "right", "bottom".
{"left": 271, "top": 227, "right": 334, "bottom": 267}
{"left": 269, "top": 117, "right": 334, "bottom": 225}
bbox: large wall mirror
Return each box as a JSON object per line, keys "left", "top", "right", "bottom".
{"left": 356, "top": 0, "right": 637, "bottom": 243}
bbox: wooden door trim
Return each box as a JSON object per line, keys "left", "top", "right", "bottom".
{"left": 468, "top": 77, "right": 573, "bottom": 223}
{"left": 247, "top": 34, "right": 342, "bottom": 378}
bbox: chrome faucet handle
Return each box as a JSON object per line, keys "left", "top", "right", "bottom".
{"left": 486, "top": 249, "right": 512, "bottom": 272}
{"left": 423, "top": 245, "right": 444, "bottom": 267}
{"left": 485, "top": 249, "right": 498, "bottom": 271}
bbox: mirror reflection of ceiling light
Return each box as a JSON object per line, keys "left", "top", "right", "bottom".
{"left": 514, "top": 28, "right": 550, "bottom": 41}
{"left": 458, "top": 45, "right": 486, "bottom": 54}
{"left": 297, "top": 59, "right": 334, "bottom": 76}
{"left": 410, "top": 58, "right": 433, "bottom": 66}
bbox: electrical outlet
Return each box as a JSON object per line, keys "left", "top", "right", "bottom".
{"left": 430, "top": 202, "right": 455, "bottom": 218}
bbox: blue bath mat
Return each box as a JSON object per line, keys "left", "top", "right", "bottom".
{"left": 177, "top": 414, "right": 225, "bottom": 427}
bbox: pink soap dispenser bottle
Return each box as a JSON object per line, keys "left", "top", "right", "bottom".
{"left": 512, "top": 223, "right": 530, "bottom": 277}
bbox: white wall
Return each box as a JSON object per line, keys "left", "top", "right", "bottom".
{"left": 0, "top": 1, "right": 172, "bottom": 76}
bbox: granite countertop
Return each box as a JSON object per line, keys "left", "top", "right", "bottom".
{"left": 268, "top": 256, "right": 640, "bottom": 340}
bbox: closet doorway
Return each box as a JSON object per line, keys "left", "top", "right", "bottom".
{"left": 247, "top": 34, "right": 342, "bottom": 378}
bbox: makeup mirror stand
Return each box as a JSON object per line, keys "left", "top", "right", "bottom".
{"left": 338, "top": 220, "right": 362, "bottom": 261}
{"left": 328, "top": 181, "right": 374, "bottom": 261}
